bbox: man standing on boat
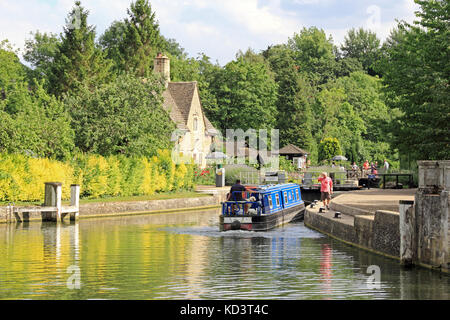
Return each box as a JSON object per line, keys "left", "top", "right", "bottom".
{"left": 318, "top": 172, "right": 333, "bottom": 210}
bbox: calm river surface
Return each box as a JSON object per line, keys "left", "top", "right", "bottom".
{"left": 0, "top": 208, "right": 448, "bottom": 300}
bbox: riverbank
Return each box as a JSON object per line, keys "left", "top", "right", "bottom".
{"left": 304, "top": 189, "right": 449, "bottom": 274}
{"left": 0, "top": 187, "right": 228, "bottom": 223}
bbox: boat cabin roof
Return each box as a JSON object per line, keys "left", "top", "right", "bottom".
{"left": 251, "top": 183, "right": 300, "bottom": 194}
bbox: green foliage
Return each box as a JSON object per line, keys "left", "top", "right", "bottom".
{"left": 23, "top": 31, "right": 60, "bottom": 82}
{"left": 0, "top": 40, "right": 26, "bottom": 92}
{"left": 0, "top": 77, "right": 74, "bottom": 159}
{"left": 279, "top": 156, "right": 296, "bottom": 172}
{"left": 340, "top": 28, "right": 381, "bottom": 75}
{"left": 209, "top": 52, "right": 278, "bottom": 134}
{"left": 377, "top": 0, "right": 450, "bottom": 161}
{"left": 113, "top": 0, "right": 162, "bottom": 76}
{"left": 264, "top": 45, "right": 315, "bottom": 153}
{"left": 48, "top": 1, "right": 112, "bottom": 96}
{"left": 318, "top": 137, "right": 342, "bottom": 163}
{"left": 288, "top": 27, "right": 338, "bottom": 85}
{"left": 64, "top": 72, "right": 175, "bottom": 157}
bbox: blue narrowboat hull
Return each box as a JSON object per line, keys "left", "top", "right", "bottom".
{"left": 220, "top": 183, "right": 305, "bottom": 232}
{"left": 219, "top": 202, "right": 305, "bottom": 231}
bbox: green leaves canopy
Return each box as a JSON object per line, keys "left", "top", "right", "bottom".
{"left": 64, "top": 73, "right": 175, "bottom": 157}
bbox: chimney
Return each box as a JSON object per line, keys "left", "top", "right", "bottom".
{"left": 154, "top": 53, "right": 170, "bottom": 88}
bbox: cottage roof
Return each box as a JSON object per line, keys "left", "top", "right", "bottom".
{"left": 279, "top": 144, "right": 308, "bottom": 156}
{"left": 162, "top": 81, "right": 218, "bottom": 135}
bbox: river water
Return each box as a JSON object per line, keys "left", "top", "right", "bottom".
{"left": 0, "top": 208, "right": 448, "bottom": 300}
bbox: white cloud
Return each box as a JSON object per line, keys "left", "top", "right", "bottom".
{"left": 0, "top": 0, "right": 421, "bottom": 65}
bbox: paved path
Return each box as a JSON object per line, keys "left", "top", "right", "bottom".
{"left": 332, "top": 188, "right": 416, "bottom": 213}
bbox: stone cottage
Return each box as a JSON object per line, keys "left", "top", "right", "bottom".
{"left": 154, "top": 53, "right": 219, "bottom": 168}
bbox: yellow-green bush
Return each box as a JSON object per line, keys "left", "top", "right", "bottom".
{"left": 0, "top": 151, "right": 197, "bottom": 202}
{"left": 106, "top": 155, "right": 122, "bottom": 197}
{"left": 0, "top": 153, "right": 74, "bottom": 201}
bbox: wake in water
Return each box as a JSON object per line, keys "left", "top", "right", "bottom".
{"left": 163, "top": 221, "right": 324, "bottom": 240}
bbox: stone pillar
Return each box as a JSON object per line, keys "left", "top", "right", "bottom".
{"left": 42, "top": 182, "right": 62, "bottom": 222}
{"left": 399, "top": 200, "right": 416, "bottom": 266}
{"left": 70, "top": 184, "right": 80, "bottom": 221}
{"left": 415, "top": 189, "right": 448, "bottom": 269}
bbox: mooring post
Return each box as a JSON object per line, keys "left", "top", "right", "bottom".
{"left": 399, "top": 200, "right": 416, "bottom": 267}
{"left": 70, "top": 184, "right": 80, "bottom": 221}
{"left": 42, "top": 182, "right": 62, "bottom": 222}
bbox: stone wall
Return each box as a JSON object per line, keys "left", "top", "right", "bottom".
{"left": 305, "top": 207, "right": 400, "bottom": 260}
{"left": 0, "top": 195, "right": 220, "bottom": 223}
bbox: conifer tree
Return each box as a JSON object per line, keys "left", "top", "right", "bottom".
{"left": 118, "top": 0, "right": 163, "bottom": 76}
{"left": 48, "top": 1, "right": 112, "bottom": 97}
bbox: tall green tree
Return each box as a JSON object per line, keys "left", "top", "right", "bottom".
{"left": 48, "top": 1, "right": 112, "bottom": 97}
{"left": 288, "top": 27, "right": 338, "bottom": 85}
{"left": 209, "top": 53, "right": 278, "bottom": 134}
{"left": 0, "top": 40, "right": 26, "bottom": 93}
{"left": 64, "top": 72, "right": 174, "bottom": 157}
{"left": 378, "top": 0, "right": 450, "bottom": 161}
{"left": 117, "top": 0, "right": 162, "bottom": 76}
{"left": 23, "top": 31, "right": 61, "bottom": 82}
{"left": 340, "top": 28, "right": 381, "bottom": 75}
{"left": 264, "top": 45, "right": 315, "bottom": 153}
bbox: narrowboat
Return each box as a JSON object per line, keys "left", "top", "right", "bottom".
{"left": 219, "top": 183, "right": 305, "bottom": 232}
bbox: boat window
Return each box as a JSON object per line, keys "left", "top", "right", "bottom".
{"left": 295, "top": 189, "right": 299, "bottom": 200}
{"left": 268, "top": 196, "right": 273, "bottom": 209}
{"left": 275, "top": 194, "right": 280, "bottom": 207}
{"left": 284, "top": 192, "right": 288, "bottom": 204}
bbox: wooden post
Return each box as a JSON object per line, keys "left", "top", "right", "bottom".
{"left": 70, "top": 184, "right": 80, "bottom": 221}
{"left": 42, "top": 182, "right": 62, "bottom": 222}
{"left": 399, "top": 200, "right": 416, "bottom": 267}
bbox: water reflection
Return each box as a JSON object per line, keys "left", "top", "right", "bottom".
{"left": 0, "top": 209, "right": 448, "bottom": 300}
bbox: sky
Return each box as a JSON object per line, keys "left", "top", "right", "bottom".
{"left": 0, "top": 0, "right": 420, "bottom": 66}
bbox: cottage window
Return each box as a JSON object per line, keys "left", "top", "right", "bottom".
{"left": 193, "top": 118, "right": 198, "bottom": 131}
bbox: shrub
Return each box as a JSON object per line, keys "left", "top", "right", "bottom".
{"left": 0, "top": 150, "right": 196, "bottom": 202}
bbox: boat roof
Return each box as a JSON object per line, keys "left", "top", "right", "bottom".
{"left": 252, "top": 183, "right": 300, "bottom": 193}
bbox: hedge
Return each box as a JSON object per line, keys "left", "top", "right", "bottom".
{"left": 0, "top": 151, "right": 196, "bottom": 202}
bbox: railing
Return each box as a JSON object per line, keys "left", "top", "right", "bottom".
{"left": 222, "top": 191, "right": 262, "bottom": 216}
{"left": 239, "top": 171, "right": 263, "bottom": 185}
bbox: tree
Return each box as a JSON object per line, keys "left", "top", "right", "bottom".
{"left": 0, "top": 40, "right": 26, "bottom": 93}
{"left": 318, "top": 137, "right": 342, "bottom": 163}
{"left": 378, "top": 0, "right": 450, "bottom": 161}
{"left": 209, "top": 53, "right": 278, "bottom": 134}
{"left": 264, "top": 45, "right": 315, "bottom": 153}
{"left": 0, "top": 81, "right": 74, "bottom": 159}
{"left": 288, "top": 27, "right": 338, "bottom": 85}
{"left": 313, "top": 86, "right": 365, "bottom": 159}
{"left": 48, "top": 1, "right": 112, "bottom": 96}
{"left": 117, "top": 0, "right": 162, "bottom": 76}
{"left": 340, "top": 28, "right": 381, "bottom": 75}
{"left": 23, "top": 31, "right": 61, "bottom": 82}
{"left": 64, "top": 72, "right": 175, "bottom": 157}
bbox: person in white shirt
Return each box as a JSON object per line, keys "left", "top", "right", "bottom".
{"left": 384, "top": 160, "right": 389, "bottom": 172}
